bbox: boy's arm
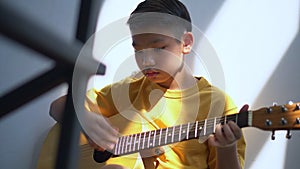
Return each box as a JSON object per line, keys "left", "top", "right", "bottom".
{"left": 49, "top": 95, "right": 119, "bottom": 151}
{"left": 208, "top": 104, "right": 248, "bottom": 169}
{"left": 209, "top": 122, "right": 243, "bottom": 169}
{"left": 49, "top": 95, "right": 66, "bottom": 123}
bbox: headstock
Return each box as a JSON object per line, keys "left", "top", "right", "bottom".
{"left": 251, "top": 101, "right": 300, "bottom": 140}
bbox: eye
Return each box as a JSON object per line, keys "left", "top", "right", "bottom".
{"left": 134, "top": 50, "right": 143, "bottom": 54}
{"left": 153, "top": 46, "right": 166, "bottom": 52}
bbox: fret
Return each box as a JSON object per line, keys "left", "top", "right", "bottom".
{"left": 150, "top": 131, "right": 155, "bottom": 147}
{"left": 207, "top": 118, "right": 215, "bottom": 135}
{"left": 165, "top": 127, "right": 168, "bottom": 144}
{"left": 129, "top": 135, "right": 133, "bottom": 152}
{"left": 142, "top": 132, "right": 146, "bottom": 149}
{"left": 186, "top": 122, "right": 190, "bottom": 139}
{"left": 125, "top": 136, "right": 129, "bottom": 153}
{"left": 128, "top": 136, "right": 131, "bottom": 153}
{"left": 117, "top": 137, "right": 122, "bottom": 155}
{"left": 179, "top": 124, "right": 182, "bottom": 141}
{"left": 213, "top": 117, "right": 217, "bottom": 133}
{"left": 195, "top": 121, "right": 198, "bottom": 137}
{"left": 158, "top": 128, "right": 162, "bottom": 146}
{"left": 203, "top": 119, "right": 207, "bottom": 136}
{"left": 133, "top": 134, "right": 137, "bottom": 151}
{"left": 150, "top": 131, "right": 155, "bottom": 148}
{"left": 114, "top": 138, "right": 120, "bottom": 155}
{"left": 138, "top": 133, "right": 142, "bottom": 150}
{"left": 153, "top": 130, "right": 157, "bottom": 147}
{"left": 147, "top": 131, "right": 151, "bottom": 148}
{"left": 172, "top": 126, "right": 175, "bottom": 143}
{"left": 121, "top": 136, "right": 126, "bottom": 154}
{"left": 114, "top": 114, "right": 248, "bottom": 156}
{"left": 182, "top": 124, "right": 187, "bottom": 139}
{"left": 116, "top": 137, "right": 120, "bottom": 155}
{"left": 198, "top": 125, "right": 203, "bottom": 137}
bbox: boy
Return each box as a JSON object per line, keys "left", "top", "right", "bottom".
{"left": 50, "top": 0, "right": 246, "bottom": 168}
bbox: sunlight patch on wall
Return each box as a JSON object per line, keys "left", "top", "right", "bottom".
{"left": 198, "top": 1, "right": 299, "bottom": 169}
{"left": 89, "top": 0, "right": 142, "bottom": 89}
{"left": 199, "top": 0, "right": 299, "bottom": 107}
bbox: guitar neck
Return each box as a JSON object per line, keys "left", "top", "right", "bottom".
{"left": 112, "top": 111, "right": 250, "bottom": 156}
{"left": 95, "top": 102, "right": 300, "bottom": 163}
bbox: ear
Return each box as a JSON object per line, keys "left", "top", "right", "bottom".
{"left": 182, "top": 32, "right": 194, "bottom": 54}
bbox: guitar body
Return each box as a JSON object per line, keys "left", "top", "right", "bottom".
{"left": 36, "top": 113, "right": 147, "bottom": 169}
{"left": 36, "top": 122, "right": 104, "bottom": 169}
{"left": 37, "top": 102, "right": 300, "bottom": 168}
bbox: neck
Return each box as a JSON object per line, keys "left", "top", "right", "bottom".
{"left": 168, "top": 68, "right": 197, "bottom": 90}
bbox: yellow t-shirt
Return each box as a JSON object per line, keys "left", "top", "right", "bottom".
{"left": 85, "top": 76, "right": 246, "bottom": 169}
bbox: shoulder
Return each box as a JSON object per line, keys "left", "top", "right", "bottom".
{"left": 196, "top": 76, "right": 237, "bottom": 114}
{"left": 109, "top": 73, "right": 147, "bottom": 91}
{"left": 195, "top": 77, "right": 223, "bottom": 95}
{"left": 88, "top": 73, "right": 149, "bottom": 97}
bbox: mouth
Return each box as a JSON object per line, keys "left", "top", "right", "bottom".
{"left": 143, "top": 69, "right": 159, "bottom": 77}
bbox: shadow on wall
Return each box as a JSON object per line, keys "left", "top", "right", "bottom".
{"left": 182, "top": 0, "right": 225, "bottom": 72}
{"left": 252, "top": 5, "right": 300, "bottom": 169}
{"left": 185, "top": 1, "right": 300, "bottom": 169}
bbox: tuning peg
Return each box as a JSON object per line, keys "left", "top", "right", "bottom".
{"left": 295, "top": 103, "right": 300, "bottom": 111}
{"left": 296, "top": 117, "right": 300, "bottom": 124}
{"left": 265, "top": 119, "right": 272, "bottom": 126}
{"left": 286, "top": 130, "right": 292, "bottom": 139}
{"left": 281, "top": 118, "right": 288, "bottom": 125}
{"left": 271, "top": 130, "right": 275, "bottom": 140}
{"left": 281, "top": 105, "right": 288, "bottom": 112}
{"left": 266, "top": 107, "right": 272, "bottom": 113}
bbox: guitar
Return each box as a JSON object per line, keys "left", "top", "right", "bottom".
{"left": 37, "top": 102, "right": 300, "bottom": 168}
{"left": 94, "top": 102, "right": 300, "bottom": 163}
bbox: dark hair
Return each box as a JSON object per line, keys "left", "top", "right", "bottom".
{"left": 127, "top": 0, "right": 192, "bottom": 33}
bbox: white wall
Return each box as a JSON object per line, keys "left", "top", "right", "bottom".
{"left": 191, "top": 1, "right": 300, "bottom": 169}
{"left": 1, "top": 0, "right": 299, "bottom": 169}
{"left": 92, "top": 1, "right": 300, "bottom": 169}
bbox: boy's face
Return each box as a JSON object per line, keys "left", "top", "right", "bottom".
{"left": 132, "top": 32, "right": 192, "bottom": 87}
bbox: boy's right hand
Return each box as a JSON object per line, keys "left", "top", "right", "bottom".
{"left": 79, "top": 111, "right": 119, "bottom": 151}
{"left": 49, "top": 96, "right": 119, "bottom": 151}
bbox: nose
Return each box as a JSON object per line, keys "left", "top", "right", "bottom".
{"left": 142, "top": 51, "right": 155, "bottom": 67}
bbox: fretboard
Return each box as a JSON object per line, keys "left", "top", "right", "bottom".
{"left": 112, "top": 113, "right": 249, "bottom": 156}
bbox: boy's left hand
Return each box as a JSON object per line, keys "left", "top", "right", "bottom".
{"left": 208, "top": 104, "right": 249, "bottom": 148}
{"left": 208, "top": 121, "right": 242, "bottom": 148}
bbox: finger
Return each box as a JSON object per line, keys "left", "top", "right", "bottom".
{"left": 85, "top": 122, "right": 117, "bottom": 150}
{"left": 95, "top": 124, "right": 118, "bottom": 142}
{"left": 91, "top": 137, "right": 115, "bottom": 151}
{"left": 95, "top": 115, "right": 119, "bottom": 137}
{"left": 222, "top": 123, "right": 236, "bottom": 142}
{"left": 93, "top": 115, "right": 119, "bottom": 143}
{"left": 88, "top": 138, "right": 106, "bottom": 151}
{"left": 228, "top": 121, "right": 242, "bottom": 139}
{"left": 90, "top": 129, "right": 118, "bottom": 151}
{"left": 208, "top": 134, "right": 218, "bottom": 147}
{"left": 79, "top": 112, "right": 119, "bottom": 151}
{"left": 214, "top": 124, "right": 226, "bottom": 143}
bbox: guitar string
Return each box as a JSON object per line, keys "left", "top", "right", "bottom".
{"left": 117, "top": 116, "right": 237, "bottom": 140}
{"left": 119, "top": 115, "right": 238, "bottom": 139}
{"left": 113, "top": 115, "right": 238, "bottom": 154}
{"left": 79, "top": 115, "right": 238, "bottom": 155}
